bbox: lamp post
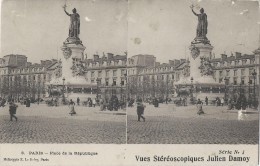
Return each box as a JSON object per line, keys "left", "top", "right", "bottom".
{"left": 252, "top": 70, "right": 257, "bottom": 108}
{"left": 62, "top": 77, "right": 65, "bottom": 104}
{"left": 120, "top": 80, "right": 123, "bottom": 101}
{"left": 224, "top": 77, "right": 228, "bottom": 104}
{"left": 239, "top": 83, "right": 242, "bottom": 96}
{"left": 96, "top": 78, "right": 99, "bottom": 100}
{"left": 166, "top": 75, "right": 169, "bottom": 104}
{"left": 37, "top": 81, "right": 40, "bottom": 105}
{"left": 124, "top": 73, "right": 127, "bottom": 109}
{"left": 190, "top": 77, "right": 194, "bottom": 103}
{"left": 248, "top": 81, "right": 251, "bottom": 108}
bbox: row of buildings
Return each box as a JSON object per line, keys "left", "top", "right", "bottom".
{"left": 0, "top": 50, "right": 259, "bottom": 102}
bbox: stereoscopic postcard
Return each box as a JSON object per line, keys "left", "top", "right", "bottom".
{"left": 0, "top": 0, "right": 259, "bottom": 165}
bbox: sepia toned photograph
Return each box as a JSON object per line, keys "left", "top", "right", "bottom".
{"left": 0, "top": 0, "right": 259, "bottom": 165}
{"left": 0, "top": 0, "right": 127, "bottom": 144}
{"left": 126, "top": 0, "right": 259, "bottom": 144}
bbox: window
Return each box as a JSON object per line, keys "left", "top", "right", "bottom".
{"left": 235, "top": 60, "right": 239, "bottom": 66}
{"left": 219, "top": 71, "right": 223, "bottom": 77}
{"left": 106, "top": 70, "right": 109, "bottom": 77}
{"left": 121, "top": 69, "right": 125, "bottom": 76}
{"left": 234, "top": 70, "right": 237, "bottom": 77}
{"left": 105, "top": 79, "right": 109, "bottom": 86}
{"left": 241, "top": 69, "right": 245, "bottom": 76}
{"left": 91, "top": 79, "right": 94, "bottom": 83}
{"left": 233, "top": 78, "right": 237, "bottom": 85}
{"left": 113, "top": 70, "right": 117, "bottom": 77}
{"left": 249, "top": 68, "right": 254, "bottom": 75}
{"left": 241, "top": 77, "right": 245, "bottom": 85}
{"left": 250, "top": 59, "right": 255, "bottom": 64}
{"left": 98, "top": 71, "right": 102, "bottom": 77}
{"left": 227, "top": 61, "right": 231, "bottom": 66}
{"left": 226, "top": 70, "right": 230, "bottom": 76}
{"left": 91, "top": 71, "right": 95, "bottom": 77}
{"left": 113, "top": 79, "right": 116, "bottom": 85}
{"left": 242, "top": 60, "right": 247, "bottom": 65}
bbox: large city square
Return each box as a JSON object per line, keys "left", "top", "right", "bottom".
{"left": 127, "top": 103, "right": 258, "bottom": 144}
{"left": 0, "top": 103, "right": 126, "bottom": 143}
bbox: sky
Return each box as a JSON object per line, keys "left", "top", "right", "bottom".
{"left": 1, "top": 0, "right": 259, "bottom": 63}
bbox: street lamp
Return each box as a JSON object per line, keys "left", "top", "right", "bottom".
{"left": 252, "top": 70, "right": 257, "bottom": 108}
{"left": 62, "top": 77, "right": 65, "bottom": 104}
{"left": 224, "top": 77, "right": 228, "bottom": 103}
{"left": 124, "top": 73, "right": 127, "bottom": 109}
{"left": 190, "top": 77, "right": 194, "bottom": 102}
{"left": 248, "top": 81, "right": 251, "bottom": 108}
{"left": 166, "top": 75, "right": 169, "bottom": 104}
{"left": 239, "top": 83, "right": 242, "bottom": 96}
{"left": 96, "top": 78, "right": 99, "bottom": 99}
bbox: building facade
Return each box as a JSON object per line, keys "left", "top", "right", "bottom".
{"left": 0, "top": 51, "right": 259, "bottom": 103}
{"left": 127, "top": 52, "right": 259, "bottom": 102}
{"left": 0, "top": 54, "right": 55, "bottom": 100}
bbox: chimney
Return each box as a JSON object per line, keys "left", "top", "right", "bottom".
{"left": 107, "top": 53, "right": 114, "bottom": 59}
{"left": 221, "top": 54, "right": 227, "bottom": 59}
{"left": 174, "top": 60, "right": 180, "bottom": 66}
{"left": 235, "top": 52, "right": 242, "bottom": 58}
{"left": 169, "top": 60, "right": 174, "bottom": 65}
{"left": 180, "top": 59, "right": 186, "bottom": 63}
{"left": 93, "top": 54, "right": 99, "bottom": 61}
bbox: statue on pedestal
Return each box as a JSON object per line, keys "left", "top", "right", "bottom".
{"left": 63, "top": 4, "right": 80, "bottom": 39}
{"left": 190, "top": 5, "right": 210, "bottom": 44}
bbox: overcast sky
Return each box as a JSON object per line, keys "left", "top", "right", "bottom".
{"left": 1, "top": 0, "right": 259, "bottom": 63}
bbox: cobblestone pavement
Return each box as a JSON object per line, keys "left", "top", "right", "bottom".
{"left": 0, "top": 104, "right": 126, "bottom": 144}
{"left": 127, "top": 104, "right": 259, "bottom": 144}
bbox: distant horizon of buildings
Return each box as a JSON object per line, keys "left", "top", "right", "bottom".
{"left": 0, "top": 50, "right": 259, "bottom": 101}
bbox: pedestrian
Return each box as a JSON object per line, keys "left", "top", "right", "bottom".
{"left": 99, "top": 98, "right": 104, "bottom": 111}
{"left": 196, "top": 98, "right": 204, "bottom": 115}
{"left": 77, "top": 97, "right": 80, "bottom": 106}
{"left": 93, "top": 98, "right": 96, "bottom": 107}
{"left": 69, "top": 99, "right": 76, "bottom": 116}
{"left": 221, "top": 98, "right": 224, "bottom": 106}
{"left": 9, "top": 100, "right": 18, "bottom": 121}
{"left": 136, "top": 100, "right": 145, "bottom": 122}
{"left": 154, "top": 98, "right": 159, "bottom": 107}
{"left": 205, "top": 96, "right": 208, "bottom": 105}
{"left": 26, "top": 98, "right": 30, "bottom": 107}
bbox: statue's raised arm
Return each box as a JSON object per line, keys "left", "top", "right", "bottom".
{"left": 192, "top": 9, "right": 199, "bottom": 16}
{"left": 63, "top": 5, "right": 70, "bottom": 16}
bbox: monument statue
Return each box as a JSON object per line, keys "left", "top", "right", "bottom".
{"left": 63, "top": 5, "right": 80, "bottom": 38}
{"left": 191, "top": 6, "right": 208, "bottom": 39}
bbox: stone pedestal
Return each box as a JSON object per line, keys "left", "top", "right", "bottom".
{"left": 61, "top": 37, "right": 86, "bottom": 84}
{"left": 189, "top": 42, "right": 214, "bottom": 83}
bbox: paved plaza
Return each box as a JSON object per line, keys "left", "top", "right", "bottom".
{"left": 127, "top": 103, "right": 259, "bottom": 144}
{"left": 0, "top": 104, "right": 126, "bottom": 144}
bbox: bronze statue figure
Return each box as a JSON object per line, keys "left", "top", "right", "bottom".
{"left": 63, "top": 5, "right": 80, "bottom": 38}
{"left": 191, "top": 6, "right": 208, "bottom": 38}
